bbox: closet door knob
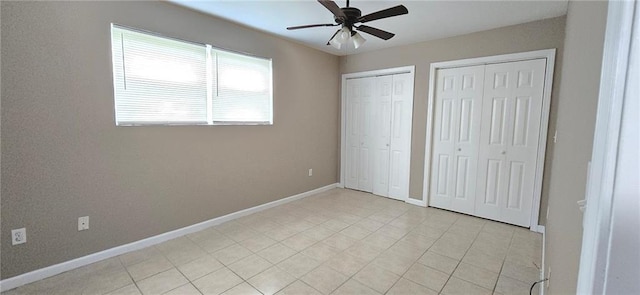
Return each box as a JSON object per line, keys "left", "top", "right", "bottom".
{"left": 386, "top": 143, "right": 390, "bottom": 147}
{"left": 501, "top": 151, "right": 506, "bottom": 155}
{"left": 457, "top": 148, "right": 462, "bottom": 151}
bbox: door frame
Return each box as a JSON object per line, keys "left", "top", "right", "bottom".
{"left": 339, "top": 66, "right": 416, "bottom": 202}
{"left": 577, "top": 0, "right": 638, "bottom": 293}
{"left": 421, "top": 49, "right": 556, "bottom": 230}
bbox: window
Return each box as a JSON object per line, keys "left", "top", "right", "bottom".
{"left": 111, "top": 25, "right": 273, "bottom": 126}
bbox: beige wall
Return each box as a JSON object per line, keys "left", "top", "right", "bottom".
{"left": 0, "top": 1, "right": 340, "bottom": 279}
{"left": 340, "top": 17, "right": 566, "bottom": 225}
{"left": 545, "top": 1, "right": 608, "bottom": 294}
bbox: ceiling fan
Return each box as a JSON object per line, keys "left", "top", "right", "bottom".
{"left": 286, "top": 0, "right": 409, "bottom": 49}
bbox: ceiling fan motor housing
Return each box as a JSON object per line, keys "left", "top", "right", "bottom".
{"left": 336, "top": 7, "right": 362, "bottom": 29}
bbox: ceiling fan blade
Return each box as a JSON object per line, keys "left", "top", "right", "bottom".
{"left": 356, "top": 25, "right": 395, "bottom": 40}
{"left": 326, "top": 29, "right": 341, "bottom": 45}
{"left": 287, "top": 24, "right": 338, "bottom": 30}
{"left": 318, "top": 0, "right": 346, "bottom": 19}
{"left": 358, "top": 5, "right": 408, "bottom": 23}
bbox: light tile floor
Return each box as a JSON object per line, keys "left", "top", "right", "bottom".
{"left": 2, "top": 189, "right": 543, "bottom": 295}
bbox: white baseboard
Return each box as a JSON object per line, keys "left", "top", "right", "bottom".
{"left": 534, "top": 225, "right": 546, "bottom": 234}
{"left": 0, "top": 183, "right": 338, "bottom": 292}
{"left": 405, "top": 197, "right": 427, "bottom": 207}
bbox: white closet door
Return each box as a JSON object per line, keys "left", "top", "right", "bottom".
{"left": 430, "top": 66, "right": 485, "bottom": 214}
{"left": 430, "top": 69, "right": 457, "bottom": 209}
{"left": 345, "top": 78, "right": 360, "bottom": 190}
{"left": 345, "top": 71, "right": 413, "bottom": 198}
{"left": 373, "top": 76, "right": 393, "bottom": 197}
{"left": 475, "top": 59, "right": 546, "bottom": 227}
{"left": 345, "top": 77, "right": 375, "bottom": 192}
{"left": 388, "top": 73, "right": 414, "bottom": 200}
{"left": 358, "top": 77, "right": 375, "bottom": 192}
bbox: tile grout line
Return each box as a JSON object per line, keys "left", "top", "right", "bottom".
{"left": 294, "top": 204, "right": 411, "bottom": 294}
{"left": 405, "top": 218, "right": 490, "bottom": 294}
{"left": 448, "top": 221, "right": 508, "bottom": 294}
{"left": 334, "top": 211, "right": 444, "bottom": 294}
{"left": 492, "top": 228, "right": 518, "bottom": 294}
{"left": 220, "top": 209, "right": 380, "bottom": 295}
{"left": 423, "top": 217, "right": 481, "bottom": 295}
{"left": 298, "top": 215, "right": 383, "bottom": 294}
{"left": 119, "top": 255, "right": 144, "bottom": 295}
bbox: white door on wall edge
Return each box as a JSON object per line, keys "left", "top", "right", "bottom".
{"left": 475, "top": 59, "right": 546, "bottom": 227}
{"left": 430, "top": 65, "right": 485, "bottom": 214}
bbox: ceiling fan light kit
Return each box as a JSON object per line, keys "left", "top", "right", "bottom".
{"left": 328, "top": 27, "right": 366, "bottom": 49}
{"left": 335, "top": 27, "right": 350, "bottom": 43}
{"left": 329, "top": 34, "right": 343, "bottom": 49}
{"left": 351, "top": 31, "right": 366, "bottom": 49}
{"left": 286, "top": 0, "right": 408, "bottom": 50}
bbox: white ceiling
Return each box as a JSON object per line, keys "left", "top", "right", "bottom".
{"left": 169, "top": 0, "right": 568, "bottom": 56}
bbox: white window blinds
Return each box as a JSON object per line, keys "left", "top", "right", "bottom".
{"left": 110, "top": 25, "right": 273, "bottom": 126}
{"left": 111, "top": 27, "right": 208, "bottom": 125}
{"left": 213, "top": 51, "right": 273, "bottom": 123}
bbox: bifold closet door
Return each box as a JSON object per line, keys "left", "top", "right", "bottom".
{"left": 372, "top": 74, "right": 414, "bottom": 200}
{"left": 430, "top": 66, "right": 485, "bottom": 214}
{"left": 475, "top": 59, "right": 546, "bottom": 227}
{"left": 345, "top": 77, "right": 375, "bottom": 192}
{"left": 346, "top": 73, "right": 413, "bottom": 199}
{"left": 387, "top": 73, "right": 414, "bottom": 200}
{"left": 373, "top": 76, "right": 393, "bottom": 197}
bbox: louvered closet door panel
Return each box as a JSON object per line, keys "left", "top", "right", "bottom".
{"left": 476, "top": 59, "right": 546, "bottom": 227}
{"left": 388, "top": 73, "right": 414, "bottom": 200}
{"left": 430, "top": 66, "right": 485, "bottom": 213}
{"left": 345, "top": 79, "right": 360, "bottom": 190}
{"left": 373, "top": 76, "right": 393, "bottom": 197}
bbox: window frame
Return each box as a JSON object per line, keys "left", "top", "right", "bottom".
{"left": 110, "top": 24, "right": 274, "bottom": 127}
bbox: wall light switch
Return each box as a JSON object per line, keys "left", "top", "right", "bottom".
{"left": 308, "top": 169, "right": 313, "bottom": 177}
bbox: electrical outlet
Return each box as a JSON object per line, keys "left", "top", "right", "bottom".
{"left": 308, "top": 169, "right": 313, "bottom": 177}
{"left": 11, "top": 228, "right": 26, "bottom": 245}
{"left": 78, "top": 216, "right": 89, "bottom": 231}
